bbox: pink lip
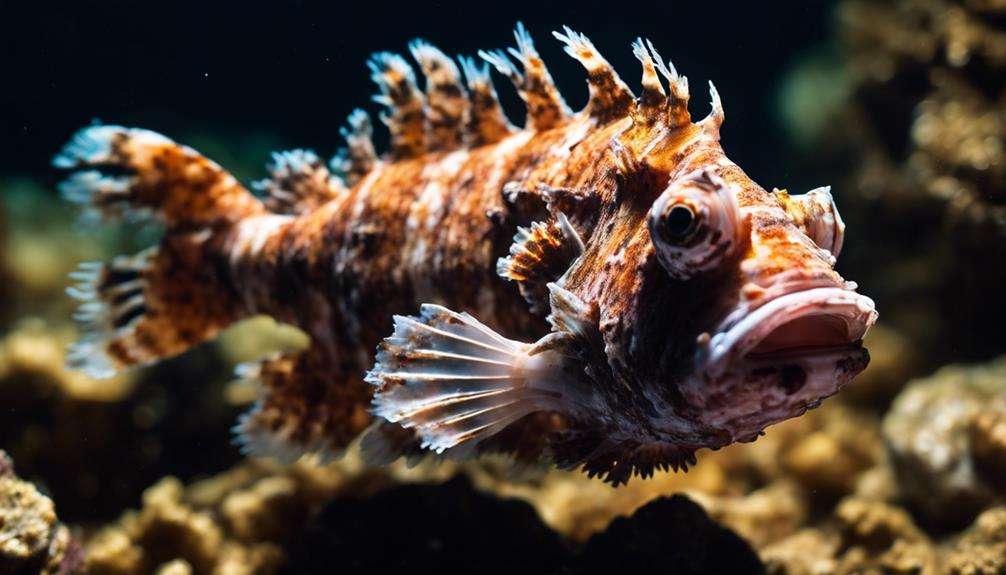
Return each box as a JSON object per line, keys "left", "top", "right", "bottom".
{"left": 699, "top": 287, "right": 878, "bottom": 378}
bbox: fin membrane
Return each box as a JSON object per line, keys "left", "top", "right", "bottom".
{"left": 254, "top": 149, "right": 344, "bottom": 216}
{"left": 66, "top": 234, "right": 245, "bottom": 378}
{"left": 497, "top": 214, "right": 584, "bottom": 315}
{"left": 234, "top": 349, "right": 373, "bottom": 463}
{"left": 366, "top": 304, "right": 563, "bottom": 454}
{"left": 55, "top": 125, "right": 264, "bottom": 228}
{"left": 410, "top": 40, "right": 468, "bottom": 151}
{"left": 56, "top": 124, "right": 266, "bottom": 377}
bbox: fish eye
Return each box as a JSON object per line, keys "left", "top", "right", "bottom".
{"left": 661, "top": 204, "right": 699, "bottom": 243}
{"left": 648, "top": 169, "right": 743, "bottom": 281}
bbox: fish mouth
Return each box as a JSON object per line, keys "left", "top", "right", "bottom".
{"left": 701, "top": 287, "right": 878, "bottom": 378}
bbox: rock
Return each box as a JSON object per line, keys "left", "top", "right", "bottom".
{"left": 945, "top": 505, "right": 1006, "bottom": 575}
{"left": 837, "top": 0, "right": 1006, "bottom": 362}
{"left": 286, "top": 475, "right": 567, "bottom": 573}
{"left": 689, "top": 481, "right": 808, "bottom": 549}
{"left": 883, "top": 358, "right": 1006, "bottom": 527}
{"left": 970, "top": 410, "right": 1006, "bottom": 493}
{"left": 836, "top": 497, "right": 928, "bottom": 550}
{"left": 220, "top": 476, "right": 306, "bottom": 543}
{"left": 0, "top": 450, "right": 83, "bottom": 575}
{"left": 840, "top": 323, "right": 923, "bottom": 407}
{"left": 834, "top": 497, "right": 938, "bottom": 575}
{"left": 760, "top": 529, "right": 840, "bottom": 575}
{"left": 576, "top": 494, "right": 765, "bottom": 574}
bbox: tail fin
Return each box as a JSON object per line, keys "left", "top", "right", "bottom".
{"left": 57, "top": 125, "right": 265, "bottom": 377}
{"left": 55, "top": 125, "right": 265, "bottom": 228}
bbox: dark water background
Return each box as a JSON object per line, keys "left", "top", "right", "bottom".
{"left": 3, "top": 0, "right": 835, "bottom": 192}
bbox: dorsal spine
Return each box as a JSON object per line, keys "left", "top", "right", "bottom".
{"left": 479, "top": 22, "right": 570, "bottom": 131}
{"left": 409, "top": 40, "right": 468, "bottom": 152}
{"left": 458, "top": 56, "right": 515, "bottom": 147}
{"left": 369, "top": 52, "right": 426, "bottom": 159}
{"left": 552, "top": 27, "right": 634, "bottom": 121}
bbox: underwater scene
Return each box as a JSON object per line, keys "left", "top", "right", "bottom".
{"left": 3, "top": 0, "right": 1006, "bottom": 573}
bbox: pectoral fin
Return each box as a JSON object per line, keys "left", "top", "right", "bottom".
{"left": 366, "top": 304, "right": 577, "bottom": 455}
{"left": 497, "top": 214, "right": 584, "bottom": 314}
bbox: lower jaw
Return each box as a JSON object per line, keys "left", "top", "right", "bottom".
{"left": 741, "top": 344, "right": 871, "bottom": 396}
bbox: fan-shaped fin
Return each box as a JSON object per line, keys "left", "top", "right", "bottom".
{"left": 332, "top": 109, "right": 378, "bottom": 186}
{"left": 479, "top": 22, "right": 570, "bottom": 131}
{"left": 254, "top": 149, "right": 344, "bottom": 215}
{"left": 458, "top": 55, "right": 515, "bottom": 146}
{"left": 410, "top": 40, "right": 468, "bottom": 152}
{"left": 552, "top": 26, "right": 634, "bottom": 120}
{"left": 497, "top": 214, "right": 584, "bottom": 315}
{"left": 369, "top": 52, "right": 426, "bottom": 158}
{"left": 367, "top": 304, "right": 571, "bottom": 454}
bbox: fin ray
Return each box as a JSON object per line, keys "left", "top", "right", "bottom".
{"left": 552, "top": 26, "right": 634, "bottom": 119}
{"left": 480, "top": 22, "right": 570, "bottom": 131}
{"left": 254, "top": 149, "right": 344, "bottom": 215}
{"left": 368, "top": 303, "right": 569, "bottom": 454}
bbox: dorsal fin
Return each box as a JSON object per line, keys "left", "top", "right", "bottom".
{"left": 458, "top": 56, "right": 515, "bottom": 146}
{"left": 369, "top": 52, "right": 426, "bottom": 159}
{"left": 479, "top": 22, "right": 570, "bottom": 131}
{"left": 629, "top": 38, "right": 690, "bottom": 130}
{"left": 409, "top": 40, "right": 468, "bottom": 152}
{"left": 332, "top": 109, "right": 378, "bottom": 186}
{"left": 699, "top": 80, "right": 724, "bottom": 138}
{"left": 552, "top": 26, "right": 634, "bottom": 121}
{"left": 254, "top": 149, "right": 344, "bottom": 215}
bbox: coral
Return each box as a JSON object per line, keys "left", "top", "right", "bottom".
{"left": 84, "top": 472, "right": 289, "bottom": 575}
{"left": 0, "top": 451, "right": 83, "bottom": 575}
{"left": 883, "top": 357, "right": 1006, "bottom": 527}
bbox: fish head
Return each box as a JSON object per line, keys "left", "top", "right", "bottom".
{"left": 633, "top": 161, "right": 877, "bottom": 446}
{"left": 575, "top": 136, "right": 877, "bottom": 459}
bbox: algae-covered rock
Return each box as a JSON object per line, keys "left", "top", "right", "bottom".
{"left": 945, "top": 505, "right": 1006, "bottom": 575}
{"left": 84, "top": 459, "right": 347, "bottom": 575}
{"left": 834, "top": 497, "right": 939, "bottom": 575}
{"left": 883, "top": 358, "right": 1006, "bottom": 526}
{"left": 0, "top": 451, "right": 83, "bottom": 575}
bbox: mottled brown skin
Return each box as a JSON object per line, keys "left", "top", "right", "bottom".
{"left": 226, "top": 108, "right": 760, "bottom": 478}
{"left": 230, "top": 117, "right": 631, "bottom": 453}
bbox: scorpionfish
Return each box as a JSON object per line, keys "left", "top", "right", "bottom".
{"left": 55, "top": 24, "right": 878, "bottom": 484}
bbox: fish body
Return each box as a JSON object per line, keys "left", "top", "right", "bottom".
{"left": 55, "top": 25, "right": 877, "bottom": 483}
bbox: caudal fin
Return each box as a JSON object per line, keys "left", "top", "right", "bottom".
{"left": 56, "top": 125, "right": 266, "bottom": 377}
{"left": 55, "top": 125, "right": 265, "bottom": 228}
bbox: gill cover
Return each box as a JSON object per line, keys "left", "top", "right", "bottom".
{"left": 648, "top": 169, "right": 743, "bottom": 280}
